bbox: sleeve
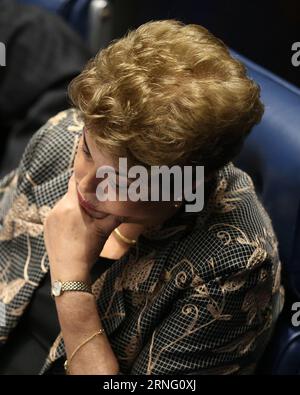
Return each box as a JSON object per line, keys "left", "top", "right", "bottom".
{"left": 0, "top": 126, "right": 46, "bottom": 220}
{"left": 130, "top": 257, "right": 276, "bottom": 375}
{"left": 0, "top": 109, "right": 74, "bottom": 219}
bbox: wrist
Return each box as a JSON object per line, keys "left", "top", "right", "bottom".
{"left": 50, "top": 262, "right": 91, "bottom": 284}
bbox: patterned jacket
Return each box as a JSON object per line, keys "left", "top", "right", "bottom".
{"left": 0, "top": 109, "right": 284, "bottom": 375}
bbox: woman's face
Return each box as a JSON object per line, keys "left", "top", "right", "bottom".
{"left": 73, "top": 128, "right": 180, "bottom": 227}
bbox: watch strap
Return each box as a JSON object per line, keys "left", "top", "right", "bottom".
{"left": 61, "top": 281, "right": 92, "bottom": 294}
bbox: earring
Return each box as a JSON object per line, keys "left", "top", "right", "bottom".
{"left": 174, "top": 197, "right": 182, "bottom": 208}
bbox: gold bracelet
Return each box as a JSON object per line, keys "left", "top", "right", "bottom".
{"left": 64, "top": 328, "right": 105, "bottom": 375}
{"left": 113, "top": 228, "right": 137, "bottom": 245}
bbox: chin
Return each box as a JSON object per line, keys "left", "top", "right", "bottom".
{"left": 80, "top": 204, "right": 109, "bottom": 219}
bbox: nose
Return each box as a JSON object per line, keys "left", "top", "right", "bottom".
{"left": 78, "top": 169, "right": 98, "bottom": 200}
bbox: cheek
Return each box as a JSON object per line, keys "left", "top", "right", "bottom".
{"left": 73, "top": 149, "right": 86, "bottom": 181}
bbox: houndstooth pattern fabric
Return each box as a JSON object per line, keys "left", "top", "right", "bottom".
{"left": 0, "top": 109, "right": 284, "bottom": 375}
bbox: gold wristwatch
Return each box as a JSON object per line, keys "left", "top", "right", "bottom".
{"left": 51, "top": 280, "right": 93, "bottom": 298}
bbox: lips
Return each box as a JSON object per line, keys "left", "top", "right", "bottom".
{"left": 77, "top": 188, "right": 96, "bottom": 210}
{"left": 76, "top": 187, "right": 108, "bottom": 219}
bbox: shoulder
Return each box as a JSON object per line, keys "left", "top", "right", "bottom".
{"left": 166, "top": 162, "right": 280, "bottom": 285}
{"left": 17, "top": 109, "right": 83, "bottom": 185}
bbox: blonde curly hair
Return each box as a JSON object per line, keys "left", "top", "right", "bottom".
{"left": 68, "top": 19, "right": 264, "bottom": 174}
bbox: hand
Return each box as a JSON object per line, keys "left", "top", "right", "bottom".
{"left": 44, "top": 174, "right": 121, "bottom": 282}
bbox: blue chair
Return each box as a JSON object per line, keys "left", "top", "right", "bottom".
{"left": 16, "top": 0, "right": 92, "bottom": 39}
{"left": 16, "top": 0, "right": 112, "bottom": 52}
{"left": 232, "top": 51, "right": 300, "bottom": 374}
{"left": 16, "top": 0, "right": 67, "bottom": 12}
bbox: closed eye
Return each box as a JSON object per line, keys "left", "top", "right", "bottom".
{"left": 81, "top": 143, "right": 92, "bottom": 158}
{"left": 82, "top": 132, "right": 92, "bottom": 158}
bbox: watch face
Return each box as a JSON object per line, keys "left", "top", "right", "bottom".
{"left": 52, "top": 280, "right": 62, "bottom": 297}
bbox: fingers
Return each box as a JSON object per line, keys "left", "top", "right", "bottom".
{"left": 96, "top": 214, "right": 122, "bottom": 230}
{"left": 67, "top": 173, "right": 81, "bottom": 205}
{"left": 67, "top": 173, "right": 76, "bottom": 192}
{"left": 94, "top": 214, "right": 122, "bottom": 241}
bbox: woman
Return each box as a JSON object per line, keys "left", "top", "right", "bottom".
{"left": 0, "top": 20, "right": 283, "bottom": 375}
